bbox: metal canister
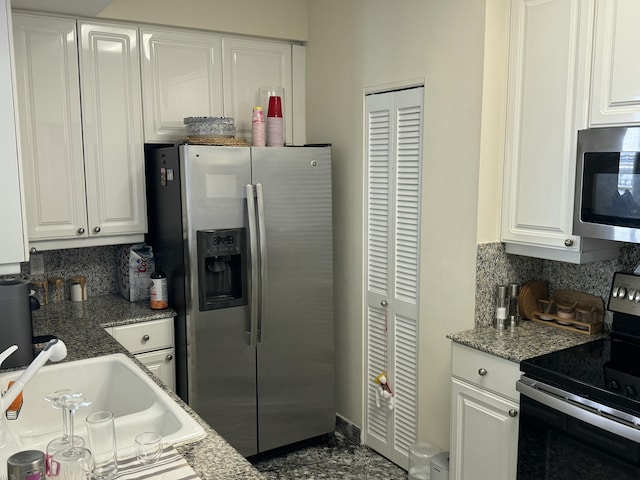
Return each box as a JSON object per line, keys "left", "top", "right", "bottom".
{"left": 7, "top": 450, "right": 45, "bottom": 480}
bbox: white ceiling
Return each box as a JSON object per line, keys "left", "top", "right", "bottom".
{"left": 11, "top": 0, "right": 113, "bottom": 17}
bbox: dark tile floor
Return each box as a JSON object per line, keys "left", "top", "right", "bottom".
{"left": 249, "top": 433, "right": 408, "bottom": 479}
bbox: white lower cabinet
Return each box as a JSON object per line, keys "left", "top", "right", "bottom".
{"left": 106, "top": 317, "right": 175, "bottom": 391}
{"left": 450, "top": 343, "right": 520, "bottom": 480}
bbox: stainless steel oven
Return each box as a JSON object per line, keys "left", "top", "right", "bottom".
{"left": 516, "top": 272, "right": 640, "bottom": 479}
{"left": 574, "top": 126, "right": 640, "bottom": 243}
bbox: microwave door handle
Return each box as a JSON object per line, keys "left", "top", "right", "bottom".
{"left": 255, "top": 183, "right": 267, "bottom": 344}
{"left": 245, "top": 184, "right": 259, "bottom": 347}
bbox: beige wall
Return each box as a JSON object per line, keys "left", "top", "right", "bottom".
{"left": 477, "top": 0, "right": 509, "bottom": 244}
{"left": 307, "top": 0, "right": 488, "bottom": 449}
{"left": 98, "top": 0, "right": 308, "bottom": 41}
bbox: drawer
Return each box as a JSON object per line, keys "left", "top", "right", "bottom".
{"left": 451, "top": 342, "right": 520, "bottom": 402}
{"left": 111, "top": 318, "right": 174, "bottom": 354}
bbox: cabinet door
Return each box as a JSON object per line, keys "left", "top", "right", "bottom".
{"left": 78, "top": 21, "right": 146, "bottom": 237}
{"left": 222, "top": 37, "right": 292, "bottom": 143}
{"left": 13, "top": 14, "right": 88, "bottom": 241}
{"left": 590, "top": 0, "right": 640, "bottom": 126}
{"left": 450, "top": 378, "right": 519, "bottom": 480}
{"left": 501, "top": 0, "right": 618, "bottom": 263}
{"left": 141, "top": 27, "right": 223, "bottom": 142}
{"left": 0, "top": 2, "right": 27, "bottom": 272}
{"left": 136, "top": 348, "right": 176, "bottom": 391}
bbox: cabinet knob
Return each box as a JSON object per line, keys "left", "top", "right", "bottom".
{"left": 94, "top": 226, "right": 101, "bottom": 233}
{"left": 30, "top": 247, "right": 37, "bottom": 254}
{"left": 478, "top": 368, "right": 488, "bottom": 376}
{"left": 509, "top": 409, "right": 518, "bottom": 418}
{"left": 165, "top": 354, "right": 173, "bottom": 362}
{"left": 381, "top": 300, "right": 388, "bottom": 307}
{"left": 142, "top": 334, "right": 150, "bottom": 342}
{"left": 77, "top": 228, "right": 85, "bottom": 235}
{"left": 564, "top": 239, "right": 574, "bottom": 247}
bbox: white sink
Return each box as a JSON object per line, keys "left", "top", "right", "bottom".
{"left": 0, "top": 354, "right": 204, "bottom": 457}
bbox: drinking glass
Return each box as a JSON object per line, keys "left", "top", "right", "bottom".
{"left": 135, "top": 432, "right": 163, "bottom": 465}
{"left": 86, "top": 411, "right": 118, "bottom": 479}
{"left": 50, "top": 395, "right": 93, "bottom": 480}
{"left": 45, "top": 390, "right": 86, "bottom": 478}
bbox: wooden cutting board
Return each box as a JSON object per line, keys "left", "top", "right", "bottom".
{"left": 518, "top": 280, "right": 549, "bottom": 320}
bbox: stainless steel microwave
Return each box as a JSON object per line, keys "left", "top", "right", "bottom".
{"left": 574, "top": 126, "right": 640, "bottom": 243}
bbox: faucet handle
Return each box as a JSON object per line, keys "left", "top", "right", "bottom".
{"left": 0, "top": 345, "right": 18, "bottom": 369}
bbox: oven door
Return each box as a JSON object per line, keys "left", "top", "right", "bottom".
{"left": 516, "top": 377, "right": 640, "bottom": 479}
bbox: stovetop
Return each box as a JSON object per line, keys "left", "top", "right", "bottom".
{"left": 520, "top": 272, "right": 640, "bottom": 416}
{"left": 521, "top": 337, "right": 640, "bottom": 415}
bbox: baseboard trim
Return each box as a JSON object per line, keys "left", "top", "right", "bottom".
{"left": 335, "top": 414, "right": 361, "bottom": 445}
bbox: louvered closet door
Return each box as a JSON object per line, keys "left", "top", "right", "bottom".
{"left": 364, "top": 86, "right": 423, "bottom": 468}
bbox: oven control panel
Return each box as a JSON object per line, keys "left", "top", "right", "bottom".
{"left": 608, "top": 272, "right": 640, "bottom": 316}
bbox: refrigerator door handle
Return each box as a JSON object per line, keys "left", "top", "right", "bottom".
{"left": 245, "top": 183, "right": 259, "bottom": 347}
{"left": 255, "top": 183, "right": 267, "bottom": 344}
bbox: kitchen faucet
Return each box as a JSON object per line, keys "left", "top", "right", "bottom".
{"left": 0, "top": 339, "right": 68, "bottom": 415}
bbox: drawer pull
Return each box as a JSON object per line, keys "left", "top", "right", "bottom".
{"left": 166, "top": 354, "right": 173, "bottom": 362}
{"left": 478, "top": 368, "right": 488, "bottom": 376}
{"left": 142, "top": 335, "right": 150, "bottom": 342}
{"left": 508, "top": 409, "right": 518, "bottom": 418}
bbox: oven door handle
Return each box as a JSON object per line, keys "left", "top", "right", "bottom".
{"left": 516, "top": 379, "right": 640, "bottom": 443}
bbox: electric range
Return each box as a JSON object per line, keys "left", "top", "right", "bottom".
{"left": 516, "top": 272, "right": 640, "bottom": 479}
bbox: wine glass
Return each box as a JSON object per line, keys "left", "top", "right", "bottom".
{"left": 45, "top": 390, "right": 86, "bottom": 477}
{"left": 50, "top": 395, "right": 93, "bottom": 480}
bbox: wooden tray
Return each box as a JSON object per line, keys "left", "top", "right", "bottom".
{"left": 530, "top": 289, "right": 604, "bottom": 335}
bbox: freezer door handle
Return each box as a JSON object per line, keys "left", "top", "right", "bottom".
{"left": 256, "top": 183, "right": 267, "bottom": 343}
{"left": 245, "top": 184, "right": 259, "bottom": 347}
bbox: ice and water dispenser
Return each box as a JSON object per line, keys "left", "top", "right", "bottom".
{"left": 197, "top": 228, "right": 248, "bottom": 311}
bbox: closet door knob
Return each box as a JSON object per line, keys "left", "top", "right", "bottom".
{"left": 381, "top": 300, "right": 388, "bottom": 307}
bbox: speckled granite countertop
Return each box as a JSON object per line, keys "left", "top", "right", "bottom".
{"left": 447, "top": 320, "right": 606, "bottom": 364}
{"left": 30, "top": 294, "right": 263, "bottom": 480}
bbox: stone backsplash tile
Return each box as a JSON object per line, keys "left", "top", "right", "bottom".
{"left": 475, "top": 243, "right": 542, "bottom": 326}
{"left": 476, "top": 242, "right": 640, "bottom": 330}
{"left": 18, "top": 245, "right": 120, "bottom": 302}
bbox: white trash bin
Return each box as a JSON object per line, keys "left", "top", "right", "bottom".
{"left": 430, "top": 451, "right": 449, "bottom": 480}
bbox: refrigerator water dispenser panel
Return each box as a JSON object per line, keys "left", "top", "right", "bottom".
{"left": 197, "top": 228, "right": 248, "bottom": 311}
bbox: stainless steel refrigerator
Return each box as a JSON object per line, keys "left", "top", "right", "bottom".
{"left": 144, "top": 144, "right": 334, "bottom": 456}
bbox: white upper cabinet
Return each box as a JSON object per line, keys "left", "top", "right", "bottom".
{"left": 501, "top": 0, "right": 619, "bottom": 263}
{"left": 0, "top": 0, "right": 27, "bottom": 273}
{"left": 590, "top": 0, "right": 640, "bottom": 126}
{"left": 13, "top": 14, "right": 146, "bottom": 250}
{"left": 78, "top": 21, "right": 146, "bottom": 239}
{"left": 222, "top": 37, "right": 293, "bottom": 143}
{"left": 142, "top": 30, "right": 305, "bottom": 145}
{"left": 13, "top": 14, "right": 87, "bottom": 242}
{"left": 141, "top": 27, "right": 223, "bottom": 142}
